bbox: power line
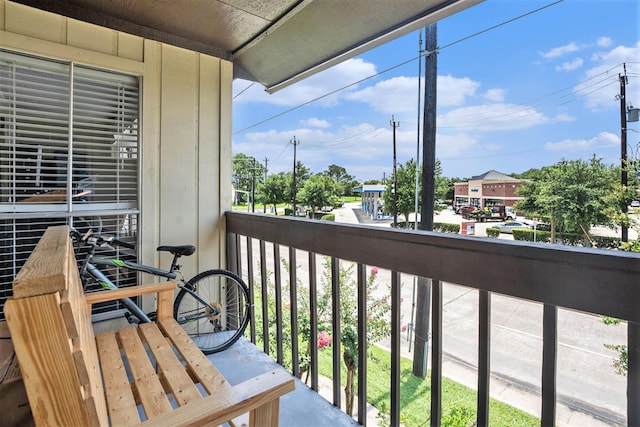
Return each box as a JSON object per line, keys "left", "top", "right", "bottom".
{"left": 233, "top": 0, "right": 565, "bottom": 135}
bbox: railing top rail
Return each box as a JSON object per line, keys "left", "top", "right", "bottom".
{"left": 226, "top": 211, "right": 640, "bottom": 323}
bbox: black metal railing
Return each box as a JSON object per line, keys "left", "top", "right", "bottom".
{"left": 225, "top": 211, "right": 640, "bottom": 426}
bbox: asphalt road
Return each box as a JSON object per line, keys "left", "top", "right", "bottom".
{"left": 241, "top": 206, "right": 628, "bottom": 426}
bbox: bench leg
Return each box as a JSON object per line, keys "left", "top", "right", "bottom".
{"left": 249, "top": 399, "right": 280, "bottom": 427}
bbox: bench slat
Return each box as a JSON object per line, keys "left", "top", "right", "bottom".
{"left": 138, "top": 323, "right": 203, "bottom": 406}
{"left": 118, "top": 325, "right": 173, "bottom": 419}
{"left": 159, "top": 318, "right": 230, "bottom": 395}
{"left": 96, "top": 330, "right": 141, "bottom": 426}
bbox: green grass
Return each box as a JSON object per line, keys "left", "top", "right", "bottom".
{"left": 318, "top": 345, "right": 539, "bottom": 427}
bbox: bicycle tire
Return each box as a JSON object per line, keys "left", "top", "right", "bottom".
{"left": 174, "top": 269, "right": 250, "bottom": 354}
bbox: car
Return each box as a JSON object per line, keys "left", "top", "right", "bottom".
{"left": 455, "top": 204, "right": 476, "bottom": 215}
{"left": 630, "top": 200, "right": 640, "bottom": 208}
{"left": 493, "top": 221, "right": 532, "bottom": 234}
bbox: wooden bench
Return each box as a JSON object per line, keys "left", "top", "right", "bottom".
{"left": 5, "top": 225, "right": 294, "bottom": 426}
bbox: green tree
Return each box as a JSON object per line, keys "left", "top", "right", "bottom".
{"left": 253, "top": 259, "right": 391, "bottom": 417}
{"left": 323, "top": 164, "right": 358, "bottom": 196}
{"left": 259, "top": 172, "right": 289, "bottom": 215}
{"left": 232, "top": 153, "right": 265, "bottom": 203}
{"left": 291, "top": 161, "right": 311, "bottom": 208}
{"left": 516, "top": 156, "right": 618, "bottom": 237}
{"left": 315, "top": 260, "right": 391, "bottom": 416}
{"left": 383, "top": 159, "right": 421, "bottom": 226}
{"left": 299, "top": 174, "right": 338, "bottom": 213}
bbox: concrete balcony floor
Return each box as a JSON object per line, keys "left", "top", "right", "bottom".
{"left": 209, "top": 337, "right": 360, "bottom": 427}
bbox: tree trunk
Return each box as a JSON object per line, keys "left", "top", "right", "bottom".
{"left": 343, "top": 350, "right": 356, "bottom": 416}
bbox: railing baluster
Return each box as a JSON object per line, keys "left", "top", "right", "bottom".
{"left": 477, "top": 290, "right": 491, "bottom": 425}
{"left": 431, "top": 279, "right": 443, "bottom": 427}
{"left": 628, "top": 320, "right": 640, "bottom": 425}
{"left": 391, "top": 271, "right": 401, "bottom": 426}
{"left": 246, "top": 236, "right": 256, "bottom": 343}
{"left": 289, "top": 247, "right": 299, "bottom": 378}
{"left": 309, "top": 252, "right": 319, "bottom": 391}
{"left": 259, "top": 239, "right": 269, "bottom": 355}
{"left": 541, "top": 303, "right": 557, "bottom": 426}
{"left": 226, "top": 232, "right": 238, "bottom": 272}
{"left": 235, "top": 233, "right": 242, "bottom": 273}
{"left": 331, "top": 256, "right": 341, "bottom": 408}
{"left": 357, "top": 263, "right": 367, "bottom": 426}
{"left": 274, "top": 243, "right": 283, "bottom": 364}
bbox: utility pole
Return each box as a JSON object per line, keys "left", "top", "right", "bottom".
{"left": 290, "top": 136, "right": 300, "bottom": 216}
{"left": 620, "top": 65, "right": 628, "bottom": 242}
{"left": 413, "top": 23, "right": 437, "bottom": 380}
{"left": 263, "top": 157, "right": 269, "bottom": 213}
{"left": 390, "top": 116, "right": 399, "bottom": 228}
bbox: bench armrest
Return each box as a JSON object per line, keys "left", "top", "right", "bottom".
{"left": 84, "top": 282, "right": 176, "bottom": 305}
{"left": 143, "top": 369, "right": 295, "bottom": 427}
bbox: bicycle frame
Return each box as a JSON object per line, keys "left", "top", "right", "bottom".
{"left": 83, "top": 251, "right": 217, "bottom": 324}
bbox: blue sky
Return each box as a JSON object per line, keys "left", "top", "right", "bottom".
{"left": 232, "top": 0, "right": 640, "bottom": 181}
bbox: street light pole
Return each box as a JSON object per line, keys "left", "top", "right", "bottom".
{"left": 290, "top": 136, "right": 300, "bottom": 216}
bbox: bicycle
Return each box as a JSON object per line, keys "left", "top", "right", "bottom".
{"left": 70, "top": 228, "right": 250, "bottom": 354}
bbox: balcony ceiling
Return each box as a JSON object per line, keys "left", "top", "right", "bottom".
{"left": 14, "top": 0, "right": 483, "bottom": 92}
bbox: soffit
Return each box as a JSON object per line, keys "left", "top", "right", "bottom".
{"left": 13, "top": 0, "right": 483, "bottom": 92}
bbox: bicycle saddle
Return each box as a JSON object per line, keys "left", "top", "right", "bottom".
{"left": 156, "top": 245, "right": 196, "bottom": 256}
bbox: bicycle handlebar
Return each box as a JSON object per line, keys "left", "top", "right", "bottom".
{"left": 69, "top": 227, "right": 135, "bottom": 251}
{"left": 111, "top": 238, "right": 135, "bottom": 250}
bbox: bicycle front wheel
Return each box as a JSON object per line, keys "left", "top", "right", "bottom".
{"left": 174, "top": 269, "right": 250, "bottom": 354}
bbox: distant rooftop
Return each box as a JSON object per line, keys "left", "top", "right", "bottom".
{"left": 469, "top": 170, "right": 518, "bottom": 181}
{"left": 353, "top": 184, "right": 386, "bottom": 193}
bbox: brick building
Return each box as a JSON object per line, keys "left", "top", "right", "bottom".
{"left": 454, "top": 170, "right": 523, "bottom": 209}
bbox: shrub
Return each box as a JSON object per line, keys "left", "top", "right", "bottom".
{"left": 512, "top": 229, "right": 551, "bottom": 242}
{"left": 592, "top": 235, "right": 621, "bottom": 249}
{"left": 486, "top": 227, "right": 500, "bottom": 238}
{"left": 433, "top": 222, "right": 460, "bottom": 234}
{"left": 320, "top": 213, "right": 335, "bottom": 221}
{"left": 512, "top": 229, "right": 621, "bottom": 249}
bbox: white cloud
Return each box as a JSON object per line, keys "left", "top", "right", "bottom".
{"left": 344, "top": 76, "right": 420, "bottom": 114}
{"left": 343, "top": 74, "right": 479, "bottom": 114}
{"left": 577, "top": 41, "right": 640, "bottom": 109}
{"left": 543, "top": 132, "right": 619, "bottom": 151}
{"left": 552, "top": 113, "right": 576, "bottom": 122}
{"left": 438, "top": 103, "right": 549, "bottom": 132}
{"left": 438, "top": 75, "right": 480, "bottom": 107}
{"left": 555, "top": 57, "right": 584, "bottom": 71}
{"left": 301, "top": 118, "right": 331, "bottom": 128}
{"left": 232, "top": 58, "right": 377, "bottom": 107}
{"left": 233, "top": 122, "right": 399, "bottom": 176}
{"left": 435, "top": 133, "right": 479, "bottom": 160}
{"left": 484, "top": 88, "right": 505, "bottom": 102}
{"left": 540, "top": 42, "right": 579, "bottom": 58}
{"left": 597, "top": 37, "right": 612, "bottom": 47}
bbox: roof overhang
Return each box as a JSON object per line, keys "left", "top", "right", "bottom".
{"left": 13, "top": 0, "right": 483, "bottom": 93}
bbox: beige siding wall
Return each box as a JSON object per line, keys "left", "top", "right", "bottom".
{"left": 0, "top": 1, "right": 232, "bottom": 278}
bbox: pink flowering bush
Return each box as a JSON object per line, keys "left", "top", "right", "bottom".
{"left": 317, "top": 331, "right": 332, "bottom": 349}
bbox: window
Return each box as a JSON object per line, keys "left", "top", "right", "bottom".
{"left": 0, "top": 51, "right": 140, "bottom": 320}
